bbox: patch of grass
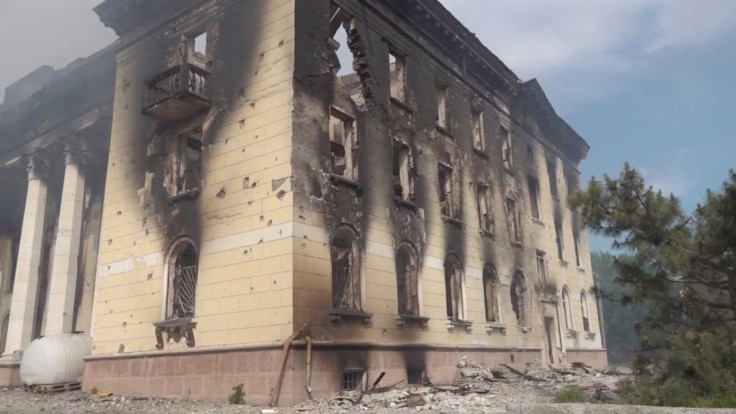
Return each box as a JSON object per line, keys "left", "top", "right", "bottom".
{"left": 554, "top": 386, "right": 587, "bottom": 403}
{"left": 686, "top": 393, "right": 736, "bottom": 408}
{"left": 228, "top": 384, "right": 246, "bottom": 405}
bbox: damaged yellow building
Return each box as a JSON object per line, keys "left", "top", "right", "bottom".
{"left": 0, "top": 0, "right": 606, "bottom": 404}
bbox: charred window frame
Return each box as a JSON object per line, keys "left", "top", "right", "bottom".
{"left": 179, "top": 27, "right": 209, "bottom": 69}
{"left": 395, "top": 243, "right": 420, "bottom": 317}
{"left": 436, "top": 85, "right": 449, "bottom": 132}
{"left": 555, "top": 219, "right": 564, "bottom": 262}
{"left": 444, "top": 254, "right": 465, "bottom": 322}
{"left": 483, "top": 265, "right": 500, "bottom": 323}
{"left": 573, "top": 231, "right": 582, "bottom": 268}
{"left": 165, "top": 238, "right": 199, "bottom": 320}
{"left": 505, "top": 197, "right": 522, "bottom": 244}
{"left": 329, "top": 106, "right": 359, "bottom": 182}
{"left": 562, "top": 286, "right": 573, "bottom": 330}
{"left": 389, "top": 50, "right": 407, "bottom": 104}
{"left": 477, "top": 182, "right": 494, "bottom": 235}
{"left": 471, "top": 110, "right": 485, "bottom": 152}
{"left": 536, "top": 250, "right": 547, "bottom": 283}
{"left": 331, "top": 225, "right": 362, "bottom": 311}
{"left": 438, "top": 161, "right": 457, "bottom": 219}
{"left": 528, "top": 176, "right": 541, "bottom": 220}
{"left": 580, "top": 290, "right": 591, "bottom": 332}
{"left": 168, "top": 129, "right": 203, "bottom": 202}
{"left": 500, "top": 127, "right": 513, "bottom": 170}
{"left": 510, "top": 271, "right": 528, "bottom": 327}
{"left": 547, "top": 159, "right": 559, "bottom": 199}
{"left": 392, "top": 138, "right": 414, "bottom": 201}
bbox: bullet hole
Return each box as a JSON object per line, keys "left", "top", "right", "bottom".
{"left": 108, "top": 239, "right": 112, "bottom": 246}
{"left": 252, "top": 181, "right": 257, "bottom": 188}
{"left": 239, "top": 119, "right": 245, "bottom": 128}
{"left": 259, "top": 215, "right": 264, "bottom": 222}
{"left": 299, "top": 205, "right": 304, "bottom": 212}
{"left": 243, "top": 177, "right": 250, "bottom": 189}
{"left": 277, "top": 190, "right": 286, "bottom": 199}
{"left": 225, "top": 138, "right": 229, "bottom": 144}
{"left": 250, "top": 286, "right": 254, "bottom": 291}
{"left": 299, "top": 215, "right": 305, "bottom": 220}
{"left": 278, "top": 39, "right": 284, "bottom": 47}
{"left": 142, "top": 218, "right": 147, "bottom": 226}
{"left": 239, "top": 88, "right": 245, "bottom": 97}
{"left": 258, "top": 239, "right": 264, "bottom": 244}
{"left": 248, "top": 201, "right": 253, "bottom": 205}
{"left": 258, "top": 52, "right": 265, "bottom": 61}
{"left": 145, "top": 229, "right": 150, "bottom": 236}
{"left": 273, "top": 279, "right": 277, "bottom": 284}
{"left": 243, "top": 249, "right": 248, "bottom": 255}
{"left": 122, "top": 322, "right": 127, "bottom": 328}
{"left": 267, "top": 220, "right": 272, "bottom": 226}
{"left": 117, "top": 211, "right": 122, "bottom": 216}
{"left": 147, "top": 273, "right": 153, "bottom": 280}
{"left": 112, "top": 162, "right": 116, "bottom": 167}
{"left": 249, "top": 101, "right": 256, "bottom": 109}
{"left": 125, "top": 104, "right": 129, "bottom": 110}
{"left": 217, "top": 187, "right": 227, "bottom": 198}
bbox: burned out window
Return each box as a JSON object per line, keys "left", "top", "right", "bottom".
{"left": 536, "top": 250, "right": 547, "bottom": 283}
{"left": 389, "top": 51, "right": 406, "bottom": 103}
{"left": 166, "top": 239, "right": 198, "bottom": 320}
{"left": 444, "top": 254, "right": 465, "bottom": 321}
{"left": 392, "top": 139, "right": 413, "bottom": 200}
{"left": 331, "top": 225, "right": 361, "bottom": 310}
{"left": 506, "top": 197, "right": 521, "bottom": 244}
{"left": 573, "top": 231, "right": 582, "bottom": 267}
{"left": 510, "top": 271, "right": 527, "bottom": 326}
{"left": 580, "top": 290, "right": 591, "bottom": 332}
{"left": 472, "top": 111, "right": 485, "bottom": 152}
{"left": 436, "top": 85, "right": 448, "bottom": 131}
{"left": 329, "top": 107, "right": 358, "bottom": 181}
{"left": 555, "top": 219, "right": 564, "bottom": 261}
{"left": 483, "top": 265, "right": 499, "bottom": 323}
{"left": 167, "top": 130, "right": 202, "bottom": 200}
{"left": 565, "top": 169, "right": 579, "bottom": 197}
{"left": 179, "top": 29, "right": 208, "bottom": 68}
{"left": 500, "top": 127, "right": 512, "bottom": 170}
{"left": 396, "top": 243, "right": 419, "bottom": 316}
{"left": 547, "top": 159, "right": 559, "bottom": 199}
{"left": 438, "top": 162, "right": 457, "bottom": 219}
{"left": 477, "top": 182, "right": 494, "bottom": 234}
{"left": 562, "top": 286, "right": 573, "bottom": 330}
{"left": 528, "top": 176, "right": 540, "bottom": 219}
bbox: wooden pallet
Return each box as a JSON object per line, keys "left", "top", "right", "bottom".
{"left": 25, "top": 382, "right": 81, "bottom": 394}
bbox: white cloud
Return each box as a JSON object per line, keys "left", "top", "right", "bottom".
{"left": 639, "top": 148, "right": 695, "bottom": 197}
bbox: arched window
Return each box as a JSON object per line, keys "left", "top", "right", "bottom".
{"left": 483, "top": 265, "right": 499, "bottom": 323}
{"left": 165, "top": 238, "right": 198, "bottom": 320}
{"left": 396, "top": 243, "right": 419, "bottom": 316}
{"left": 331, "top": 225, "right": 361, "bottom": 310}
{"left": 444, "top": 254, "right": 465, "bottom": 321}
{"left": 510, "top": 271, "right": 527, "bottom": 326}
{"left": 561, "top": 286, "right": 573, "bottom": 330}
{"left": 580, "top": 290, "right": 591, "bottom": 332}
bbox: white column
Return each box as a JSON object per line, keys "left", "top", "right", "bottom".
{"left": 4, "top": 157, "right": 48, "bottom": 357}
{"left": 45, "top": 151, "right": 85, "bottom": 336}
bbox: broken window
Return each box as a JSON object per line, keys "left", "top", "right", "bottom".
{"left": 167, "top": 129, "right": 202, "bottom": 200}
{"left": 500, "top": 127, "right": 512, "bottom": 170}
{"left": 506, "top": 197, "right": 521, "bottom": 244}
{"left": 510, "top": 271, "right": 527, "bottom": 326}
{"left": 562, "top": 286, "right": 573, "bottom": 330}
{"left": 471, "top": 111, "right": 485, "bottom": 152}
{"left": 436, "top": 85, "right": 448, "bottom": 131}
{"left": 477, "top": 182, "right": 494, "bottom": 234}
{"left": 395, "top": 243, "right": 419, "bottom": 316}
{"left": 342, "top": 369, "right": 365, "bottom": 391}
{"left": 573, "top": 231, "right": 582, "bottom": 267}
{"left": 166, "top": 239, "right": 199, "bottom": 319}
{"left": 438, "top": 162, "right": 457, "bottom": 219}
{"left": 547, "top": 159, "right": 559, "bottom": 199}
{"left": 331, "top": 225, "right": 361, "bottom": 310}
{"left": 392, "top": 139, "right": 413, "bottom": 200}
{"left": 179, "top": 29, "right": 208, "bottom": 68}
{"left": 555, "top": 219, "right": 564, "bottom": 261}
{"left": 528, "top": 176, "right": 540, "bottom": 219}
{"left": 580, "top": 290, "right": 591, "bottom": 332}
{"left": 444, "top": 255, "right": 465, "bottom": 321}
{"left": 483, "top": 265, "right": 499, "bottom": 323}
{"left": 536, "top": 250, "right": 547, "bottom": 283}
{"left": 565, "top": 169, "right": 578, "bottom": 197}
{"left": 329, "top": 107, "right": 358, "bottom": 181}
{"left": 389, "top": 51, "right": 406, "bottom": 103}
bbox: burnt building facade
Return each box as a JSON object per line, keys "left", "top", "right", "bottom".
{"left": 0, "top": 0, "right": 605, "bottom": 404}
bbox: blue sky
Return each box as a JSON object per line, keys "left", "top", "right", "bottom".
{"left": 1, "top": 1, "right": 734, "bottom": 252}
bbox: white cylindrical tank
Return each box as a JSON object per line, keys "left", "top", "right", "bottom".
{"left": 20, "top": 334, "right": 92, "bottom": 385}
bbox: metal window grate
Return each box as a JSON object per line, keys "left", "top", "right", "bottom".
{"left": 173, "top": 264, "right": 197, "bottom": 317}
{"left": 341, "top": 370, "right": 364, "bottom": 391}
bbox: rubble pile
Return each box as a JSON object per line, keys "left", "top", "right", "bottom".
{"left": 288, "top": 358, "right": 624, "bottom": 413}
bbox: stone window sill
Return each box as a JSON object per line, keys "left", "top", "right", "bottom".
{"left": 328, "top": 174, "right": 362, "bottom": 194}
{"left": 520, "top": 326, "right": 531, "bottom": 334}
{"left": 442, "top": 215, "right": 463, "bottom": 227}
{"left": 329, "top": 308, "right": 373, "bottom": 324}
{"left": 559, "top": 260, "right": 569, "bottom": 267}
{"left": 446, "top": 318, "right": 472, "bottom": 332}
{"left": 511, "top": 241, "right": 523, "bottom": 249}
{"left": 485, "top": 323, "right": 507, "bottom": 334}
{"left": 532, "top": 217, "right": 544, "bottom": 226}
{"left": 394, "top": 197, "right": 419, "bottom": 211}
{"left": 396, "top": 314, "right": 430, "bottom": 328}
{"left": 435, "top": 125, "right": 453, "bottom": 138}
{"left": 585, "top": 331, "right": 597, "bottom": 340}
{"left": 154, "top": 316, "right": 196, "bottom": 349}
{"left": 566, "top": 329, "right": 579, "bottom": 338}
{"left": 479, "top": 229, "right": 495, "bottom": 239}
{"left": 390, "top": 97, "right": 413, "bottom": 113}
{"left": 168, "top": 189, "right": 200, "bottom": 204}
{"left": 473, "top": 148, "right": 489, "bottom": 159}
{"left": 577, "top": 266, "right": 585, "bottom": 273}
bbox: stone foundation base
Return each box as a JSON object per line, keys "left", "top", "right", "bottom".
{"left": 565, "top": 348, "right": 608, "bottom": 370}
{"left": 0, "top": 362, "right": 21, "bottom": 386}
{"left": 83, "top": 343, "right": 607, "bottom": 405}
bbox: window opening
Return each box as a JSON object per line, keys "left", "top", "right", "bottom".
{"left": 389, "top": 51, "right": 406, "bottom": 102}
{"left": 562, "top": 287, "right": 573, "bottom": 330}
{"left": 341, "top": 369, "right": 365, "bottom": 391}
{"left": 547, "top": 160, "right": 559, "bottom": 198}
{"left": 477, "top": 183, "right": 494, "bottom": 234}
{"left": 472, "top": 111, "right": 485, "bottom": 151}
{"left": 483, "top": 265, "right": 499, "bottom": 323}
{"left": 573, "top": 231, "right": 582, "bottom": 267}
{"left": 329, "top": 107, "right": 358, "bottom": 181}
{"left": 406, "top": 367, "right": 425, "bottom": 385}
{"left": 438, "top": 162, "right": 456, "bottom": 218}
{"left": 506, "top": 197, "right": 521, "bottom": 243}
{"left": 396, "top": 244, "right": 419, "bottom": 316}
{"left": 331, "top": 226, "right": 361, "bottom": 310}
{"left": 436, "top": 85, "right": 448, "bottom": 130}
{"left": 392, "top": 140, "right": 412, "bottom": 200}
{"left": 536, "top": 251, "right": 547, "bottom": 283}
{"left": 555, "top": 219, "right": 564, "bottom": 261}
{"left": 510, "top": 271, "right": 527, "bottom": 326}
{"left": 581, "top": 290, "right": 591, "bottom": 332}
{"left": 444, "top": 255, "right": 464, "bottom": 321}
{"left": 501, "top": 127, "right": 512, "bottom": 170}
{"left": 527, "top": 144, "right": 534, "bottom": 161}
{"left": 167, "top": 129, "right": 202, "bottom": 200}
{"left": 166, "top": 241, "right": 198, "bottom": 319}
{"left": 528, "top": 176, "right": 540, "bottom": 219}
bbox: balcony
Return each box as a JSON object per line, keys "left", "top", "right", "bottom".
{"left": 142, "top": 63, "right": 211, "bottom": 122}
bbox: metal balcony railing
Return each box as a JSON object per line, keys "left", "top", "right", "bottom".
{"left": 142, "top": 63, "right": 211, "bottom": 121}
